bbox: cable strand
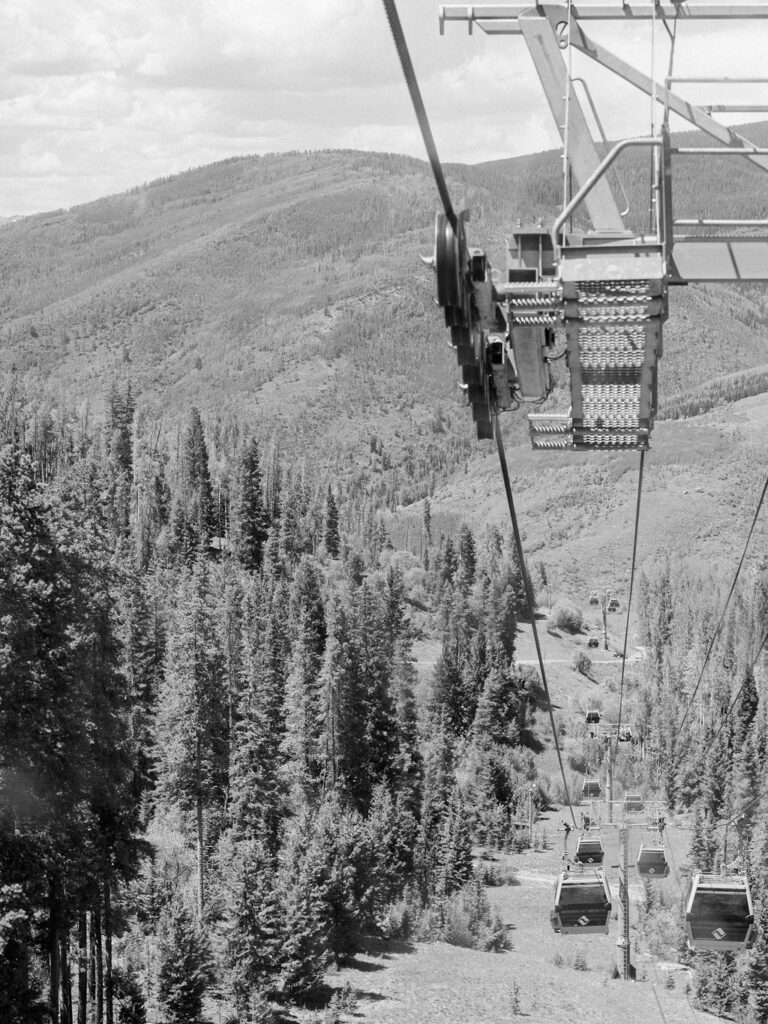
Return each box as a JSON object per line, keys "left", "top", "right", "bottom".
{"left": 381, "top": 0, "right": 457, "bottom": 229}
{"left": 494, "top": 414, "right": 578, "bottom": 828}
{"left": 615, "top": 450, "right": 645, "bottom": 751}
{"left": 676, "top": 472, "right": 768, "bottom": 738}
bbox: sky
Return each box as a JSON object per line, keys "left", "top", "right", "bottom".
{"left": 1, "top": 0, "right": 767, "bottom": 218}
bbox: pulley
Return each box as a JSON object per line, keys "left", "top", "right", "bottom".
{"left": 434, "top": 211, "right": 469, "bottom": 327}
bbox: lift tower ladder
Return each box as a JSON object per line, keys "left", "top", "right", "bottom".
{"left": 432, "top": 3, "right": 768, "bottom": 450}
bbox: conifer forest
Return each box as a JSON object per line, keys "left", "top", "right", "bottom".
{"left": 1, "top": 370, "right": 768, "bottom": 1024}
{"left": 2, "top": 146, "right": 768, "bottom": 1024}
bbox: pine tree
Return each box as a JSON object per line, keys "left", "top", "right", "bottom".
{"left": 282, "top": 557, "right": 326, "bottom": 804}
{"left": 323, "top": 486, "right": 340, "bottom": 558}
{"left": 225, "top": 840, "right": 282, "bottom": 1013}
{"left": 436, "top": 788, "right": 474, "bottom": 897}
{"left": 0, "top": 441, "right": 143, "bottom": 1021}
{"left": 415, "top": 718, "right": 454, "bottom": 898}
{"left": 155, "top": 559, "right": 227, "bottom": 913}
{"left": 170, "top": 407, "right": 214, "bottom": 560}
{"left": 422, "top": 498, "right": 432, "bottom": 557}
{"left": 156, "top": 901, "right": 211, "bottom": 1024}
{"left": 277, "top": 811, "right": 330, "bottom": 998}
{"left": 457, "top": 524, "right": 476, "bottom": 595}
{"left": 232, "top": 437, "right": 268, "bottom": 571}
{"left": 441, "top": 537, "right": 458, "bottom": 586}
{"left": 230, "top": 580, "right": 287, "bottom": 851}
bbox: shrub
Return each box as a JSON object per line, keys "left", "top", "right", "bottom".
{"left": 421, "top": 880, "right": 511, "bottom": 952}
{"left": 381, "top": 898, "right": 414, "bottom": 940}
{"left": 476, "top": 907, "right": 509, "bottom": 952}
{"left": 552, "top": 602, "right": 583, "bottom": 633}
{"left": 511, "top": 831, "right": 530, "bottom": 854}
{"left": 443, "top": 904, "right": 476, "bottom": 949}
{"left": 509, "top": 980, "right": 522, "bottom": 1015}
{"left": 573, "top": 949, "right": 588, "bottom": 971}
{"left": 113, "top": 964, "right": 146, "bottom": 1024}
{"left": 573, "top": 651, "right": 592, "bottom": 677}
{"left": 532, "top": 828, "right": 551, "bottom": 851}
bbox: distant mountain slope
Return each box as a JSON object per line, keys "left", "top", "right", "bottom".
{"left": 2, "top": 138, "right": 768, "bottom": 502}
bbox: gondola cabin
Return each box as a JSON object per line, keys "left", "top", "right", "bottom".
{"left": 586, "top": 710, "right": 601, "bottom": 725}
{"left": 575, "top": 836, "right": 605, "bottom": 865}
{"left": 685, "top": 874, "right": 756, "bottom": 952}
{"left": 582, "top": 778, "right": 601, "bottom": 799}
{"left": 636, "top": 845, "right": 669, "bottom": 879}
{"left": 623, "top": 792, "right": 644, "bottom": 813}
{"left": 552, "top": 872, "right": 611, "bottom": 935}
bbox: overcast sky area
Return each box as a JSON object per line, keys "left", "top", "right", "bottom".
{"left": 1, "top": 0, "right": 767, "bottom": 218}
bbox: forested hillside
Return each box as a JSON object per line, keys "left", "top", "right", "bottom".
{"left": 2, "top": 135, "right": 768, "bottom": 1023}
{"left": 0, "top": 387, "right": 540, "bottom": 1022}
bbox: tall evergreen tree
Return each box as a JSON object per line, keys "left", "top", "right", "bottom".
{"left": 156, "top": 901, "right": 210, "bottom": 1024}
{"left": 281, "top": 558, "right": 326, "bottom": 805}
{"left": 322, "top": 486, "right": 340, "bottom": 559}
{"left": 457, "top": 524, "right": 476, "bottom": 595}
{"left": 170, "top": 407, "right": 214, "bottom": 560}
{"left": 154, "top": 559, "right": 227, "bottom": 913}
{"left": 225, "top": 839, "right": 282, "bottom": 1013}
{"left": 232, "top": 437, "right": 268, "bottom": 571}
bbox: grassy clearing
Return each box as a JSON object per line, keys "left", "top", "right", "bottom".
{"left": 308, "top": 826, "right": 721, "bottom": 1024}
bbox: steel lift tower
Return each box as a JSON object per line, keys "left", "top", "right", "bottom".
{"left": 424, "top": 3, "right": 768, "bottom": 445}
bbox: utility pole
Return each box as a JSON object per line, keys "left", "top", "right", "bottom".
{"left": 617, "top": 824, "right": 631, "bottom": 980}
{"left": 605, "top": 738, "right": 614, "bottom": 825}
{"left": 529, "top": 787, "right": 534, "bottom": 848}
{"left": 601, "top": 589, "right": 610, "bottom": 650}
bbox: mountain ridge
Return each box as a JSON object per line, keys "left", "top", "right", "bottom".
{"left": 2, "top": 139, "right": 768, "bottom": 593}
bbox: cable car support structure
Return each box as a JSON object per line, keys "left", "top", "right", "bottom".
{"left": 382, "top": 0, "right": 768, "bottom": 984}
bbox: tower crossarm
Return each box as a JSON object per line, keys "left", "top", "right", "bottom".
{"left": 440, "top": 4, "right": 768, "bottom": 34}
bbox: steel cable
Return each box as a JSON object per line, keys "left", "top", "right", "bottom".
{"left": 673, "top": 625, "right": 768, "bottom": 779}
{"left": 614, "top": 450, "right": 645, "bottom": 758}
{"left": 675, "top": 471, "right": 768, "bottom": 738}
{"left": 381, "top": 0, "right": 457, "bottom": 230}
{"left": 494, "top": 414, "right": 578, "bottom": 828}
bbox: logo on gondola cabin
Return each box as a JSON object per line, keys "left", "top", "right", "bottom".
{"left": 713, "top": 928, "right": 726, "bottom": 940}
{"left": 577, "top": 915, "right": 590, "bottom": 927}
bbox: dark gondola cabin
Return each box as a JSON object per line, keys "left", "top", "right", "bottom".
{"left": 586, "top": 710, "right": 601, "bottom": 724}
{"left": 582, "top": 778, "right": 601, "bottom": 799}
{"left": 685, "top": 874, "right": 756, "bottom": 952}
{"left": 552, "top": 872, "right": 611, "bottom": 934}
{"left": 636, "top": 845, "right": 669, "bottom": 878}
{"left": 575, "top": 836, "right": 605, "bottom": 865}
{"left": 623, "top": 792, "right": 644, "bottom": 813}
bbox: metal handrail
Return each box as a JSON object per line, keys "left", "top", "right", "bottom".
{"left": 673, "top": 146, "right": 768, "bottom": 155}
{"left": 675, "top": 219, "right": 768, "bottom": 228}
{"left": 552, "top": 137, "right": 661, "bottom": 246}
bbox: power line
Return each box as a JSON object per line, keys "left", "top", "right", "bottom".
{"left": 675, "top": 471, "right": 768, "bottom": 737}
{"left": 615, "top": 450, "right": 645, "bottom": 752}
{"left": 494, "top": 414, "right": 578, "bottom": 829}
{"left": 673, "top": 625, "right": 768, "bottom": 777}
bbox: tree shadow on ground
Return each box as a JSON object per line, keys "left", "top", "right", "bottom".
{"left": 360, "top": 936, "right": 416, "bottom": 958}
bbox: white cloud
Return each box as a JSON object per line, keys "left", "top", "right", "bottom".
{"left": 0, "top": 1, "right": 767, "bottom": 215}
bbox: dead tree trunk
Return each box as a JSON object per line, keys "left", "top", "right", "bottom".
{"left": 196, "top": 734, "right": 205, "bottom": 917}
{"left": 93, "top": 903, "right": 103, "bottom": 1024}
{"left": 104, "top": 882, "right": 113, "bottom": 1024}
{"left": 60, "top": 927, "right": 72, "bottom": 1024}
{"left": 49, "top": 886, "right": 60, "bottom": 1024}
{"left": 77, "top": 913, "right": 87, "bottom": 1024}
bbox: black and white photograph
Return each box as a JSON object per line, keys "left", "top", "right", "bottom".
{"left": 3, "top": 2, "right": 768, "bottom": 1022}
